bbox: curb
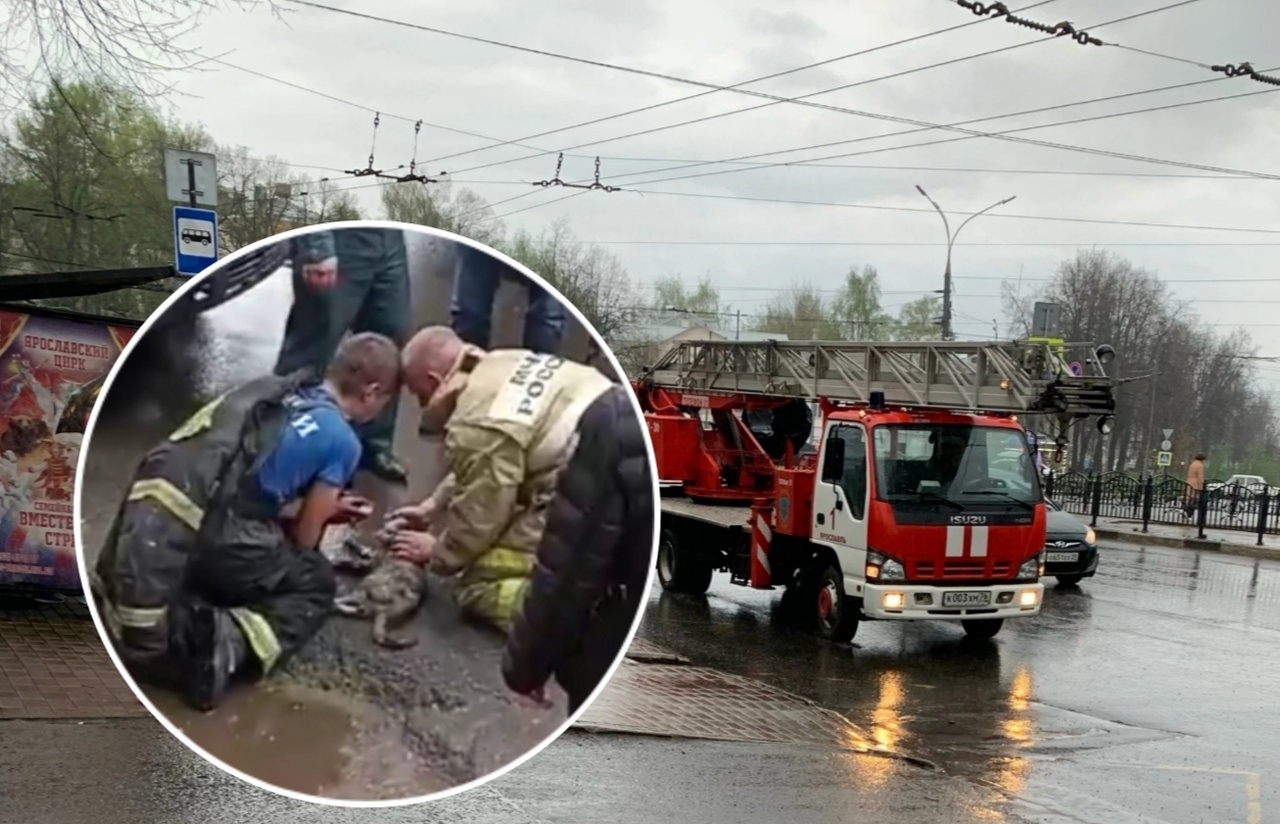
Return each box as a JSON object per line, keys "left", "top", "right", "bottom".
{"left": 1093, "top": 527, "right": 1280, "bottom": 561}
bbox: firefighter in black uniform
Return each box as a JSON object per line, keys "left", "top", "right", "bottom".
{"left": 94, "top": 333, "right": 401, "bottom": 710}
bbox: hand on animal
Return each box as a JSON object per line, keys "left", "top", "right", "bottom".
{"left": 385, "top": 501, "right": 432, "bottom": 533}
{"left": 301, "top": 257, "right": 339, "bottom": 290}
{"left": 336, "top": 493, "right": 374, "bottom": 523}
{"left": 390, "top": 529, "right": 437, "bottom": 565}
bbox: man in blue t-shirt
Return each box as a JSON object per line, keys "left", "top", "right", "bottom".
{"left": 100, "top": 333, "right": 406, "bottom": 712}
{"left": 254, "top": 384, "right": 364, "bottom": 520}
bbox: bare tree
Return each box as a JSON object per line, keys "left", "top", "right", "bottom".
{"left": 381, "top": 182, "right": 506, "bottom": 248}
{"left": 751, "top": 282, "right": 845, "bottom": 340}
{"left": 501, "top": 217, "right": 640, "bottom": 343}
{"left": 216, "top": 149, "right": 362, "bottom": 252}
{"left": 1004, "top": 249, "right": 1276, "bottom": 479}
{"left": 2, "top": 1, "right": 277, "bottom": 124}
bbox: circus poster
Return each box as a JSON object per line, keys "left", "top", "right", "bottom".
{"left": 0, "top": 308, "right": 138, "bottom": 591}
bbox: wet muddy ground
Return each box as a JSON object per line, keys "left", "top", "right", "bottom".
{"left": 77, "top": 240, "right": 591, "bottom": 799}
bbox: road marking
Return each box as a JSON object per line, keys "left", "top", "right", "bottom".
{"left": 1099, "top": 763, "right": 1263, "bottom": 823}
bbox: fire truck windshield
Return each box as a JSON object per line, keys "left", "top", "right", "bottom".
{"left": 871, "top": 424, "right": 1040, "bottom": 508}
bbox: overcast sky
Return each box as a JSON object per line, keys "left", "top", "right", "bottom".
{"left": 155, "top": 0, "right": 1280, "bottom": 396}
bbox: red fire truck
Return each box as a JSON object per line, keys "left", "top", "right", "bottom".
{"left": 632, "top": 338, "right": 1118, "bottom": 642}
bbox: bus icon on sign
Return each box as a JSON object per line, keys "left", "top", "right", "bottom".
{"left": 180, "top": 227, "right": 213, "bottom": 246}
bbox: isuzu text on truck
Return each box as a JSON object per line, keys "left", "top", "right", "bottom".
{"left": 631, "top": 338, "right": 1119, "bottom": 642}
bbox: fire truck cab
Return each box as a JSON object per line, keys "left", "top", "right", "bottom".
{"left": 641, "top": 337, "right": 1118, "bottom": 643}
{"left": 803, "top": 399, "right": 1045, "bottom": 640}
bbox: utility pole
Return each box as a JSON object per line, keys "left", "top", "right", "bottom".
{"left": 915, "top": 186, "right": 1016, "bottom": 341}
{"left": 736, "top": 309, "right": 741, "bottom": 340}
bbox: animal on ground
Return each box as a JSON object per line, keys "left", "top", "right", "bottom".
{"left": 333, "top": 532, "right": 428, "bottom": 649}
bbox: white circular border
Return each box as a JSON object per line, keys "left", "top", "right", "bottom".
{"left": 72, "top": 219, "right": 662, "bottom": 808}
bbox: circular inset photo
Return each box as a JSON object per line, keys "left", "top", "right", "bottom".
{"left": 73, "top": 221, "right": 658, "bottom": 804}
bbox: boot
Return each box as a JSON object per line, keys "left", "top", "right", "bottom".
{"left": 362, "top": 448, "right": 408, "bottom": 485}
{"left": 181, "top": 604, "right": 249, "bottom": 712}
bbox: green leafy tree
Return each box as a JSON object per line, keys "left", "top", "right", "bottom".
{"left": 751, "top": 282, "right": 845, "bottom": 340}
{"left": 832, "top": 264, "right": 894, "bottom": 340}
{"left": 893, "top": 295, "right": 942, "bottom": 340}
{"left": 0, "top": 80, "right": 211, "bottom": 317}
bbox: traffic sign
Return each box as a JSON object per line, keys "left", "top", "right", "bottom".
{"left": 1160, "top": 439, "right": 1173, "bottom": 451}
{"left": 164, "top": 149, "right": 218, "bottom": 207}
{"left": 1069, "top": 361, "right": 1083, "bottom": 377}
{"left": 173, "top": 207, "right": 219, "bottom": 277}
{"left": 1157, "top": 450, "right": 1172, "bottom": 467}
{"left": 1162, "top": 428, "right": 1174, "bottom": 439}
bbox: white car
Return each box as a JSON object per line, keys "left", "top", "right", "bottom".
{"left": 1207, "top": 474, "right": 1276, "bottom": 496}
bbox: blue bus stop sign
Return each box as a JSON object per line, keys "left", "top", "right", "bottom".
{"left": 173, "top": 206, "right": 219, "bottom": 277}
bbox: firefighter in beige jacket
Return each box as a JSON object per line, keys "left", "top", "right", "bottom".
{"left": 386, "top": 326, "right": 614, "bottom": 633}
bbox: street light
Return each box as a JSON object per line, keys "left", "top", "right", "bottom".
{"left": 915, "top": 186, "right": 1016, "bottom": 341}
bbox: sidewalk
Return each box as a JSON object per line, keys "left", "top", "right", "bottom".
{"left": 0, "top": 594, "right": 143, "bottom": 721}
{"left": 1091, "top": 515, "right": 1280, "bottom": 561}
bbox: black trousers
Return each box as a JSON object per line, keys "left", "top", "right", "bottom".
{"left": 188, "top": 514, "right": 336, "bottom": 671}
{"left": 560, "top": 592, "right": 643, "bottom": 714}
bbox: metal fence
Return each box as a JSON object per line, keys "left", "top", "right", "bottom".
{"left": 1045, "top": 471, "right": 1279, "bottom": 545}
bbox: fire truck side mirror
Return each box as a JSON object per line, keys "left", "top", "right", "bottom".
{"left": 821, "top": 436, "right": 845, "bottom": 483}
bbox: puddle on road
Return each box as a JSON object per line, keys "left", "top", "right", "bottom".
{"left": 146, "top": 681, "right": 450, "bottom": 800}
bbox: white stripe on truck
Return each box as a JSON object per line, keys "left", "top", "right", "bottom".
{"left": 970, "top": 525, "right": 989, "bottom": 558}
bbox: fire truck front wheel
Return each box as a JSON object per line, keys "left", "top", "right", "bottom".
{"left": 657, "top": 527, "right": 713, "bottom": 594}
{"left": 812, "top": 564, "right": 859, "bottom": 643}
{"left": 961, "top": 618, "right": 1004, "bottom": 640}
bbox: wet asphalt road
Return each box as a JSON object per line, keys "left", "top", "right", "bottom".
{"left": 12, "top": 539, "right": 1275, "bottom": 822}
{"left": 633, "top": 539, "right": 1279, "bottom": 824}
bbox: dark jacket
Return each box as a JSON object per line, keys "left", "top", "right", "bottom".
{"left": 501, "top": 385, "right": 653, "bottom": 708}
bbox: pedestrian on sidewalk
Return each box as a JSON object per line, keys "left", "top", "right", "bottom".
{"left": 1184, "top": 453, "right": 1206, "bottom": 517}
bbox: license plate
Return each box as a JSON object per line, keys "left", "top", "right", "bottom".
{"left": 1045, "top": 552, "right": 1079, "bottom": 563}
{"left": 942, "top": 590, "right": 992, "bottom": 608}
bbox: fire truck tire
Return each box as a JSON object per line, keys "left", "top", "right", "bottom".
{"left": 961, "top": 618, "right": 1004, "bottom": 640}
{"left": 812, "top": 564, "right": 859, "bottom": 643}
{"left": 656, "top": 527, "right": 713, "bottom": 594}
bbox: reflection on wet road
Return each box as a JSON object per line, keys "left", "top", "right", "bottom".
{"left": 635, "top": 542, "right": 1279, "bottom": 823}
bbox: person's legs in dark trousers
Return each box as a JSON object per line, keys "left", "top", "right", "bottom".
{"left": 347, "top": 256, "right": 411, "bottom": 480}
{"left": 275, "top": 262, "right": 364, "bottom": 378}
{"left": 275, "top": 258, "right": 407, "bottom": 482}
{"left": 183, "top": 521, "right": 337, "bottom": 708}
{"left": 451, "top": 244, "right": 501, "bottom": 348}
{"left": 523, "top": 284, "right": 566, "bottom": 354}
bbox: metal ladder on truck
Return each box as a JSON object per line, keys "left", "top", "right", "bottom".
{"left": 637, "top": 337, "right": 1120, "bottom": 435}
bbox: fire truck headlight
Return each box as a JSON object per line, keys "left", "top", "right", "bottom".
{"left": 1019, "top": 589, "right": 1040, "bottom": 607}
{"left": 883, "top": 592, "right": 906, "bottom": 609}
{"left": 1017, "top": 555, "right": 1041, "bottom": 581}
{"left": 867, "top": 550, "right": 906, "bottom": 582}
